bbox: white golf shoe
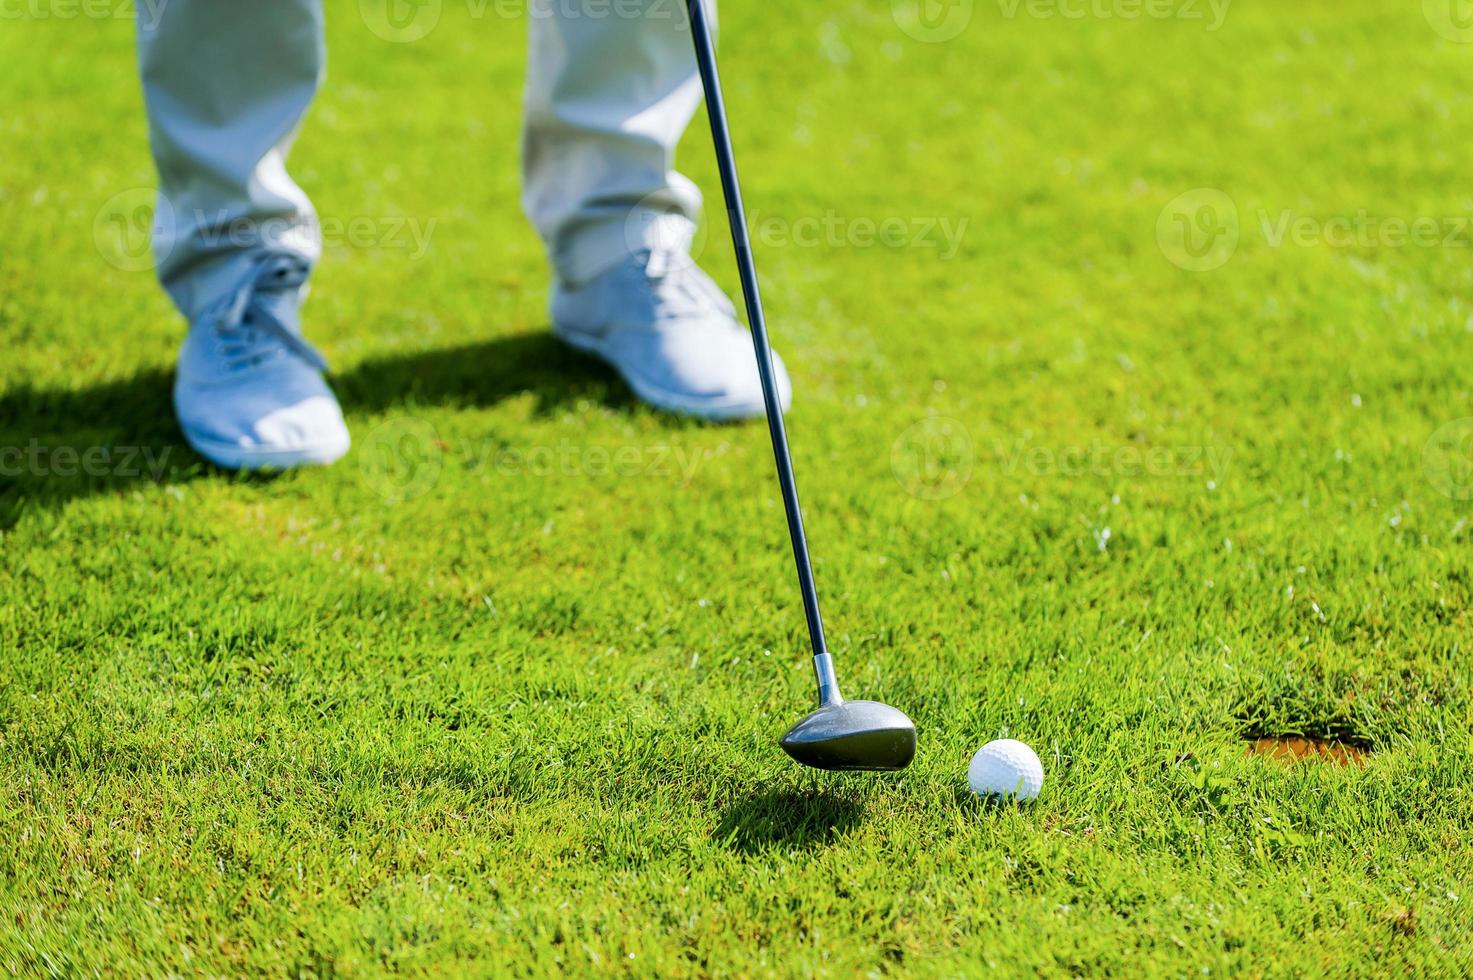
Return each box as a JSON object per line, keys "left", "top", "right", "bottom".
{"left": 551, "top": 244, "right": 791, "bottom": 421}
{"left": 173, "top": 253, "right": 350, "bottom": 470}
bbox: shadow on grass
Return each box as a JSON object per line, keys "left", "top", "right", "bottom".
{"left": 334, "top": 330, "right": 630, "bottom": 417}
{"left": 0, "top": 331, "right": 627, "bottom": 528}
{"left": 948, "top": 783, "right": 1028, "bottom": 811}
{"left": 714, "top": 785, "right": 867, "bottom": 855}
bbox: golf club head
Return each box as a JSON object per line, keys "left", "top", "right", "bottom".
{"left": 780, "top": 700, "right": 917, "bottom": 772}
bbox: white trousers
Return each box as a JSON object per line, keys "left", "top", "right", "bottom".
{"left": 138, "top": 1, "right": 709, "bottom": 322}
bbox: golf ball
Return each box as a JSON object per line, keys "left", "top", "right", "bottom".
{"left": 968, "top": 739, "right": 1044, "bottom": 801}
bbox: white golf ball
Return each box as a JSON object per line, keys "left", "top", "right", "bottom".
{"left": 968, "top": 739, "right": 1044, "bottom": 801}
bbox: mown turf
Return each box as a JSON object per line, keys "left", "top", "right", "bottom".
{"left": 3, "top": 1, "right": 1473, "bottom": 974}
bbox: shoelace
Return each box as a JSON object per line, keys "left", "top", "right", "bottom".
{"left": 209, "top": 253, "right": 328, "bottom": 373}
{"left": 642, "top": 245, "right": 732, "bottom": 320}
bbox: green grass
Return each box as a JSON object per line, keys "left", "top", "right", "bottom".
{"left": 3, "top": 1, "right": 1473, "bottom": 974}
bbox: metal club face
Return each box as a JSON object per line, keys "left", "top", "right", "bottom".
{"left": 780, "top": 699, "right": 917, "bottom": 772}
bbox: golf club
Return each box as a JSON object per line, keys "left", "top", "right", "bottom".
{"left": 686, "top": 0, "right": 916, "bottom": 772}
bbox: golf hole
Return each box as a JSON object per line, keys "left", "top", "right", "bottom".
{"left": 1244, "top": 737, "right": 1369, "bottom": 767}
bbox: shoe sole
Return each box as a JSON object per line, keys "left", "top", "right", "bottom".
{"left": 182, "top": 429, "right": 351, "bottom": 472}
{"left": 554, "top": 327, "right": 788, "bottom": 423}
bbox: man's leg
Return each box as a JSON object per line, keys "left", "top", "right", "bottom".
{"left": 522, "top": 0, "right": 705, "bottom": 285}
{"left": 522, "top": 0, "right": 791, "bottom": 421}
{"left": 139, "top": 1, "right": 349, "bottom": 469}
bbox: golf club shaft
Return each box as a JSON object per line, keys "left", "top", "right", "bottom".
{"left": 687, "top": 0, "right": 831, "bottom": 671}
